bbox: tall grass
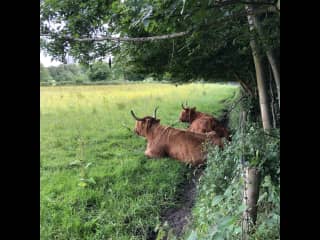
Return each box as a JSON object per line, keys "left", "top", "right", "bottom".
{"left": 40, "top": 83, "right": 238, "bottom": 239}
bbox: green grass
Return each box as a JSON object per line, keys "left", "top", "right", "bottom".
{"left": 40, "top": 83, "right": 238, "bottom": 239}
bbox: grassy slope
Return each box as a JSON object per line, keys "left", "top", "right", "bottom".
{"left": 40, "top": 83, "right": 238, "bottom": 239}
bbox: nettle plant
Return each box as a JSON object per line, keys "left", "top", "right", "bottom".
{"left": 69, "top": 136, "right": 96, "bottom": 188}
{"left": 241, "top": 123, "right": 280, "bottom": 185}
{"left": 240, "top": 124, "right": 280, "bottom": 239}
{"left": 188, "top": 123, "right": 279, "bottom": 239}
{"left": 190, "top": 132, "right": 244, "bottom": 239}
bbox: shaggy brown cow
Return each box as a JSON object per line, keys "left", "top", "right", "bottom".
{"left": 179, "top": 104, "right": 231, "bottom": 141}
{"left": 131, "top": 107, "right": 223, "bottom": 166}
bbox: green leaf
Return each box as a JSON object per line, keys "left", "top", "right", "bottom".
{"left": 257, "top": 192, "right": 268, "bottom": 203}
{"left": 186, "top": 230, "right": 197, "bottom": 240}
{"left": 214, "top": 233, "right": 225, "bottom": 240}
{"left": 87, "top": 177, "right": 96, "bottom": 185}
{"left": 85, "top": 162, "right": 92, "bottom": 168}
{"left": 234, "top": 226, "right": 242, "bottom": 234}
{"left": 224, "top": 186, "right": 233, "bottom": 197}
{"left": 78, "top": 182, "right": 87, "bottom": 187}
{"left": 212, "top": 195, "right": 224, "bottom": 206}
{"left": 218, "top": 216, "right": 235, "bottom": 228}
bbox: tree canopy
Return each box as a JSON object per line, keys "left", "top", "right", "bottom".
{"left": 40, "top": 0, "right": 279, "bottom": 83}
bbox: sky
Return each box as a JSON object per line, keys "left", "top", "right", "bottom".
{"left": 41, "top": 50, "right": 112, "bottom": 67}
{"left": 40, "top": 51, "right": 63, "bottom": 67}
{"left": 40, "top": 21, "right": 114, "bottom": 67}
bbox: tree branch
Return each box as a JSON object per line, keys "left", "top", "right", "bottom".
{"left": 234, "top": 72, "right": 254, "bottom": 96}
{"left": 210, "top": 0, "right": 277, "bottom": 8}
{"left": 223, "top": 94, "right": 246, "bottom": 116}
{"left": 41, "top": 31, "right": 190, "bottom": 43}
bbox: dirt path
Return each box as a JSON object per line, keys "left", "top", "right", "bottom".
{"left": 157, "top": 168, "right": 204, "bottom": 239}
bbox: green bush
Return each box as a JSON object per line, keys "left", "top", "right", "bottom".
{"left": 47, "top": 64, "right": 88, "bottom": 83}
{"left": 40, "top": 63, "right": 53, "bottom": 82}
{"left": 87, "top": 62, "right": 111, "bottom": 81}
{"left": 251, "top": 175, "right": 280, "bottom": 240}
{"left": 184, "top": 107, "right": 280, "bottom": 239}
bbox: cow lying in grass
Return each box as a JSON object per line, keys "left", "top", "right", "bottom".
{"left": 179, "top": 103, "right": 231, "bottom": 141}
{"left": 131, "top": 107, "right": 223, "bottom": 166}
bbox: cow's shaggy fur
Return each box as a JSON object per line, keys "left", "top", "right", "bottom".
{"left": 179, "top": 106, "right": 231, "bottom": 141}
{"left": 131, "top": 111, "right": 223, "bottom": 166}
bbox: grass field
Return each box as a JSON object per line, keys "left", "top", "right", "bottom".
{"left": 40, "top": 83, "right": 238, "bottom": 239}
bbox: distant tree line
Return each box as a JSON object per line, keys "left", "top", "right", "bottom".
{"left": 40, "top": 60, "right": 139, "bottom": 84}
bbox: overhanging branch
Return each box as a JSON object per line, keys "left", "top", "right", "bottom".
{"left": 41, "top": 31, "right": 190, "bottom": 43}
{"left": 209, "top": 0, "right": 277, "bottom": 8}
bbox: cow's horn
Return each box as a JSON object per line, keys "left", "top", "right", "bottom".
{"left": 181, "top": 103, "right": 187, "bottom": 110}
{"left": 153, "top": 106, "right": 159, "bottom": 119}
{"left": 130, "top": 110, "right": 143, "bottom": 121}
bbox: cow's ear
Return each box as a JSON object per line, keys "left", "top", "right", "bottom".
{"left": 192, "top": 107, "right": 196, "bottom": 111}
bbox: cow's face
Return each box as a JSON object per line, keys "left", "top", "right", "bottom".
{"left": 179, "top": 107, "right": 196, "bottom": 123}
{"left": 134, "top": 117, "right": 160, "bottom": 137}
{"left": 131, "top": 108, "right": 160, "bottom": 137}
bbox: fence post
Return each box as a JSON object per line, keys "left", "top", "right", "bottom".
{"left": 240, "top": 109, "right": 261, "bottom": 240}
{"left": 242, "top": 166, "right": 261, "bottom": 239}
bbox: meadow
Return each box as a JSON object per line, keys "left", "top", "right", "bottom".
{"left": 40, "top": 83, "right": 238, "bottom": 239}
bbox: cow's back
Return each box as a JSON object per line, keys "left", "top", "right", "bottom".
{"left": 189, "top": 116, "right": 216, "bottom": 133}
{"left": 163, "top": 128, "right": 207, "bottom": 166}
{"left": 189, "top": 114, "right": 230, "bottom": 140}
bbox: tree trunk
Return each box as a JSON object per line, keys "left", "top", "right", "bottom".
{"left": 266, "top": 50, "right": 280, "bottom": 108}
{"left": 250, "top": 13, "right": 280, "bottom": 108}
{"left": 241, "top": 5, "right": 272, "bottom": 239}
{"left": 249, "top": 38, "right": 272, "bottom": 131}
{"left": 246, "top": 5, "right": 272, "bottom": 132}
{"left": 242, "top": 167, "right": 261, "bottom": 238}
